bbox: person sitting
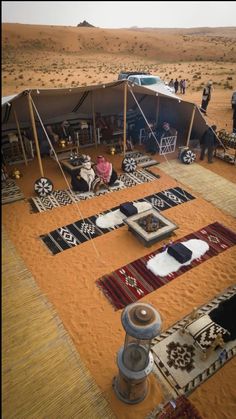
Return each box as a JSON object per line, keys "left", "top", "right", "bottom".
{"left": 145, "top": 122, "right": 176, "bottom": 155}
{"left": 95, "top": 155, "right": 118, "bottom": 186}
{"left": 46, "top": 125, "right": 59, "bottom": 145}
{"left": 71, "top": 155, "right": 96, "bottom": 192}
{"left": 71, "top": 155, "right": 106, "bottom": 193}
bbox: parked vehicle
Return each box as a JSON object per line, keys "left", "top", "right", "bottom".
{"left": 118, "top": 71, "right": 150, "bottom": 80}
{"left": 118, "top": 72, "right": 175, "bottom": 94}
{"left": 231, "top": 91, "right": 236, "bottom": 109}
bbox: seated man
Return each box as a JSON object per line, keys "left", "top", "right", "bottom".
{"left": 145, "top": 122, "right": 176, "bottom": 155}
{"left": 71, "top": 155, "right": 105, "bottom": 193}
{"left": 95, "top": 155, "right": 118, "bottom": 186}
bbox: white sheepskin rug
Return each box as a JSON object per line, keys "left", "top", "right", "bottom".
{"left": 96, "top": 201, "right": 152, "bottom": 229}
{"left": 146, "top": 239, "right": 209, "bottom": 277}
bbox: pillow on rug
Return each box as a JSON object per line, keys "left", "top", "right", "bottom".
{"left": 122, "top": 156, "right": 137, "bottom": 173}
{"left": 209, "top": 293, "right": 236, "bottom": 342}
{"left": 96, "top": 201, "right": 152, "bottom": 229}
{"left": 34, "top": 177, "right": 54, "bottom": 197}
{"left": 185, "top": 314, "right": 230, "bottom": 351}
{"left": 147, "top": 239, "right": 209, "bottom": 277}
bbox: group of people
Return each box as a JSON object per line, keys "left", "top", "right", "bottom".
{"left": 169, "top": 78, "right": 187, "bottom": 94}
{"left": 71, "top": 154, "right": 118, "bottom": 193}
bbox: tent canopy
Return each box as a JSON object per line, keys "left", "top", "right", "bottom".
{"left": 1, "top": 80, "right": 207, "bottom": 141}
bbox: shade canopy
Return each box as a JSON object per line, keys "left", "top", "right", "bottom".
{"left": 2, "top": 80, "right": 207, "bottom": 142}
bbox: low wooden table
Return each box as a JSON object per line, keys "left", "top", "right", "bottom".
{"left": 124, "top": 208, "right": 179, "bottom": 247}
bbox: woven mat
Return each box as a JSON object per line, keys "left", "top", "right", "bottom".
{"left": 2, "top": 228, "right": 116, "bottom": 419}
{"left": 40, "top": 187, "right": 195, "bottom": 255}
{"left": 96, "top": 222, "right": 236, "bottom": 309}
{"left": 151, "top": 285, "right": 236, "bottom": 399}
{"left": 1, "top": 179, "right": 24, "bottom": 204}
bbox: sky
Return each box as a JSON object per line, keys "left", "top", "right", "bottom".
{"left": 2, "top": 1, "right": 236, "bottom": 29}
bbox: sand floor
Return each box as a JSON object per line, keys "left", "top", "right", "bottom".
{"left": 2, "top": 148, "right": 236, "bottom": 418}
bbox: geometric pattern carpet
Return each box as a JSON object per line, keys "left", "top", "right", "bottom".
{"left": 40, "top": 187, "right": 195, "bottom": 255}
{"left": 29, "top": 169, "right": 160, "bottom": 213}
{"left": 1, "top": 179, "right": 25, "bottom": 204}
{"left": 96, "top": 222, "right": 236, "bottom": 309}
{"left": 151, "top": 285, "right": 236, "bottom": 399}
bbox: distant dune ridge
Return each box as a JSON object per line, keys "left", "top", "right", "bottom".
{"left": 2, "top": 23, "right": 235, "bottom": 132}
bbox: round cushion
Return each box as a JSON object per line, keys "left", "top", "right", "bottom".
{"left": 122, "top": 156, "right": 137, "bottom": 173}
{"left": 181, "top": 149, "right": 196, "bottom": 164}
{"left": 34, "top": 177, "right": 54, "bottom": 197}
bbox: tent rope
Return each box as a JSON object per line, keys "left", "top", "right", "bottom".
{"left": 128, "top": 85, "right": 191, "bottom": 201}
{"left": 30, "top": 95, "right": 103, "bottom": 260}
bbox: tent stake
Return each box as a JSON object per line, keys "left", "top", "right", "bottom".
{"left": 123, "top": 82, "right": 127, "bottom": 156}
{"left": 13, "top": 106, "right": 28, "bottom": 166}
{"left": 27, "top": 93, "right": 44, "bottom": 177}
{"left": 186, "top": 105, "right": 196, "bottom": 148}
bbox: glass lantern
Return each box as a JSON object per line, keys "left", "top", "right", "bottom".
{"left": 113, "top": 302, "right": 162, "bottom": 404}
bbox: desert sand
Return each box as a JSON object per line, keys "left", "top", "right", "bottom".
{"left": 2, "top": 23, "right": 236, "bottom": 418}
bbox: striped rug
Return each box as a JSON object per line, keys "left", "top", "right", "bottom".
{"left": 96, "top": 222, "right": 236, "bottom": 309}
{"left": 29, "top": 169, "right": 159, "bottom": 213}
{"left": 40, "top": 187, "right": 195, "bottom": 255}
{"left": 1, "top": 179, "right": 24, "bottom": 204}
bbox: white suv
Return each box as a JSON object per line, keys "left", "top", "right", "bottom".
{"left": 126, "top": 74, "right": 175, "bottom": 94}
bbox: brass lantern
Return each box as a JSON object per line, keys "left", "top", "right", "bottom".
{"left": 113, "top": 302, "right": 162, "bottom": 404}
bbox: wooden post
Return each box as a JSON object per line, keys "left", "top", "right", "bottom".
{"left": 91, "top": 91, "right": 97, "bottom": 148}
{"left": 186, "top": 105, "right": 196, "bottom": 148}
{"left": 155, "top": 95, "right": 160, "bottom": 126}
{"left": 27, "top": 93, "right": 44, "bottom": 177}
{"left": 123, "top": 82, "right": 128, "bottom": 157}
{"left": 12, "top": 106, "right": 28, "bottom": 166}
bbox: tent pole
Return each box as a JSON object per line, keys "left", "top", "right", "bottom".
{"left": 155, "top": 95, "right": 160, "bottom": 126}
{"left": 123, "top": 82, "right": 128, "bottom": 157}
{"left": 186, "top": 105, "right": 196, "bottom": 148}
{"left": 91, "top": 91, "right": 97, "bottom": 148}
{"left": 12, "top": 106, "right": 28, "bottom": 166}
{"left": 27, "top": 93, "right": 44, "bottom": 177}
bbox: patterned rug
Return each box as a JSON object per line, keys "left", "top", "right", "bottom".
{"left": 29, "top": 169, "right": 159, "bottom": 213}
{"left": 125, "top": 151, "right": 158, "bottom": 168}
{"left": 40, "top": 187, "right": 195, "bottom": 255}
{"left": 151, "top": 285, "right": 236, "bottom": 399}
{"left": 146, "top": 395, "right": 203, "bottom": 419}
{"left": 1, "top": 180, "right": 25, "bottom": 204}
{"left": 96, "top": 222, "right": 236, "bottom": 309}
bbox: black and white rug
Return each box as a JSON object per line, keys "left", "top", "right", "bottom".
{"left": 151, "top": 285, "right": 236, "bottom": 398}
{"left": 29, "top": 169, "right": 159, "bottom": 213}
{"left": 125, "top": 151, "right": 158, "bottom": 168}
{"left": 1, "top": 179, "right": 25, "bottom": 204}
{"left": 40, "top": 187, "right": 195, "bottom": 255}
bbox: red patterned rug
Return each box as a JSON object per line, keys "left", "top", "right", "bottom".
{"left": 148, "top": 395, "right": 202, "bottom": 419}
{"left": 96, "top": 222, "right": 236, "bottom": 309}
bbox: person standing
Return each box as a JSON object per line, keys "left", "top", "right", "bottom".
{"left": 233, "top": 107, "right": 236, "bottom": 133}
{"left": 174, "top": 78, "right": 179, "bottom": 94}
{"left": 200, "top": 124, "right": 218, "bottom": 163}
{"left": 201, "top": 81, "right": 213, "bottom": 114}
{"left": 182, "top": 79, "right": 187, "bottom": 94}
